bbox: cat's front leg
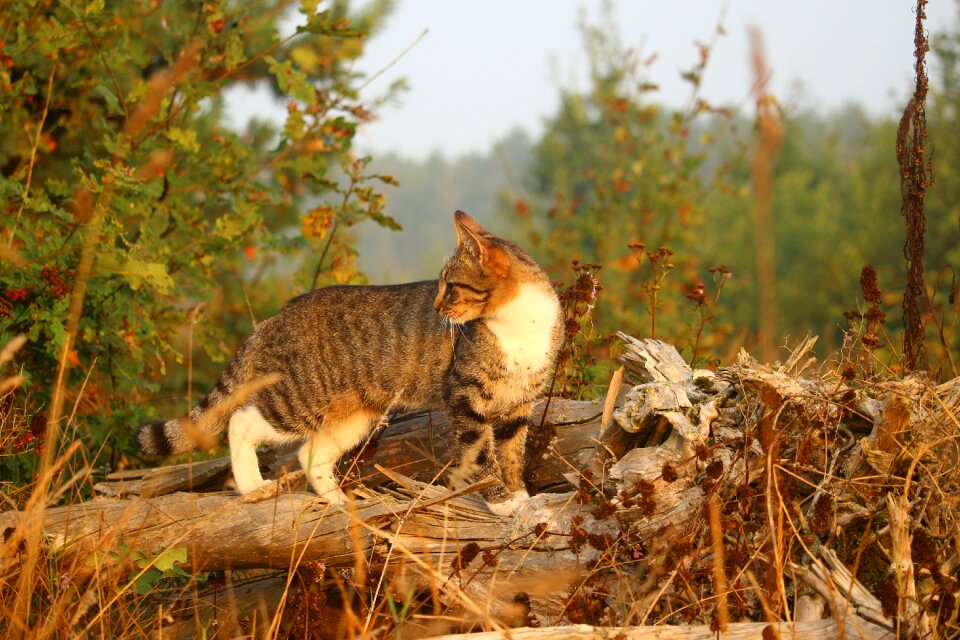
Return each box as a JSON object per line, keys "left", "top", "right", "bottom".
{"left": 493, "top": 403, "right": 533, "bottom": 505}
{"left": 298, "top": 434, "right": 347, "bottom": 505}
{"left": 444, "top": 395, "right": 514, "bottom": 513}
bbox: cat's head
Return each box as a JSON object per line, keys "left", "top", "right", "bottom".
{"left": 434, "top": 211, "right": 530, "bottom": 323}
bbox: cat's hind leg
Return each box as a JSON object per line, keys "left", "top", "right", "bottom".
{"left": 299, "top": 410, "right": 374, "bottom": 504}
{"left": 229, "top": 404, "right": 292, "bottom": 494}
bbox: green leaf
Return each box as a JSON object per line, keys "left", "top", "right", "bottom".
{"left": 290, "top": 45, "right": 321, "bottom": 74}
{"left": 265, "top": 55, "right": 315, "bottom": 103}
{"left": 300, "top": 0, "right": 320, "bottom": 15}
{"left": 151, "top": 546, "right": 187, "bottom": 572}
{"left": 84, "top": 0, "right": 105, "bottom": 15}
{"left": 297, "top": 12, "right": 364, "bottom": 39}
{"left": 283, "top": 109, "right": 306, "bottom": 141}
{"left": 96, "top": 254, "right": 174, "bottom": 293}
{"left": 134, "top": 570, "right": 161, "bottom": 595}
{"left": 225, "top": 34, "right": 245, "bottom": 71}
{"left": 93, "top": 84, "right": 123, "bottom": 116}
{"left": 213, "top": 215, "right": 247, "bottom": 240}
{"left": 48, "top": 316, "right": 67, "bottom": 352}
{"left": 369, "top": 210, "right": 402, "bottom": 231}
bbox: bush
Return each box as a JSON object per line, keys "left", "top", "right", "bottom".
{"left": 0, "top": 0, "right": 400, "bottom": 486}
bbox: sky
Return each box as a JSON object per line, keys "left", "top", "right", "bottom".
{"left": 227, "top": 1, "right": 957, "bottom": 160}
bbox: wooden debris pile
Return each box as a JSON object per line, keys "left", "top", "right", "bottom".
{"left": 602, "top": 334, "right": 959, "bottom": 640}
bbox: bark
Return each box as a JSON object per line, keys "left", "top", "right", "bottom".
{"left": 422, "top": 616, "right": 893, "bottom": 640}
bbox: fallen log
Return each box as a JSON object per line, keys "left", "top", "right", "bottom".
{"left": 422, "top": 616, "right": 893, "bottom": 640}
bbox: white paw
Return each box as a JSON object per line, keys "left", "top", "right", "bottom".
{"left": 486, "top": 492, "right": 530, "bottom": 517}
{"left": 315, "top": 488, "right": 348, "bottom": 505}
{"left": 232, "top": 467, "right": 276, "bottom": 495}
{"left": 308, "top": 477, "right": 348, "bottom": 505}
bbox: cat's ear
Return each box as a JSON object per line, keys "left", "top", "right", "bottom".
{"left": 454, "top": 210, "right": 510, "bottom": 277}
{"left": 453, "top": 210, "right": 486, "bottom": 246}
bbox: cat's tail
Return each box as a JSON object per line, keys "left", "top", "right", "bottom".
{"left": 137, "top": 343, "right": 251, "bottom": 457}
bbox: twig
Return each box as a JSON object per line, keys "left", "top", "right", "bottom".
{"left": 7, "top": 66, "right": 55, "bottom": 248}
{"left": 186, "top": 302, "right": 205, "bottom": 412}
{"left": 79, "top": 19, "right": 129, "bottom": 124}
{"left": 357, "top": 28, "right": 428, "bottom": 93}
{"left": 310, "top": 220, "right": 339, "bottom": 290}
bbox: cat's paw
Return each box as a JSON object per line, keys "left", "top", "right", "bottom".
{"left": 320, "top": 491, "right": 348, "bottom": 505}
{"left": 486, "top": 490, "right": 530, "bottom": 517}
{"left": 312, "top": 486, "right": 349, "bottom": 506}
{"left": 306, "top": 473, "right": 348, "bottom": 505}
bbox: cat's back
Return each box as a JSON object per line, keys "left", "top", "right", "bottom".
{"left": 261, "top": 280, "right": 447, "bottom": 354}
{"left": 251, "top": 281, "right": 454, "bottom": 413}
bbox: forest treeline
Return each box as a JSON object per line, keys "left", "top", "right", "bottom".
{"left": 361, "top": 6, "right": 960, "bottom": 384}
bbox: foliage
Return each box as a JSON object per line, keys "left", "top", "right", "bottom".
{"left": 0, "top": 0, "right": 400, "bottom": 481}
{"left": 501, "top": 4, "right": 960, "bottom": 374}
{"left": 88, "top": 542, "right": 190, "bottom": 596}
{"left": 548, "top": 261, "right": 603, "bottom": 400}
{"left": 506, "top": 5, "right": 738, "bottom": 365}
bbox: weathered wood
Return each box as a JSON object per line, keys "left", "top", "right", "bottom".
{"left": 2, "top": 472, "right": 659, "bottom": 618}
{"left": 886, "top": 493, "right": 932, "bottom": 638}
{"left": 794, "top": 594, "right": 826, "bottom": 622}
{"left": 618, "top": 333, "right": 693, "bottom": 385}
{"left": 421, "top": 615, "right": 893, "bottom": 640}
{"left": 790, "top": 547, "right": 889, "bottom": 630}
{"left": 95, "top": 457, "right": 233, "bottom": 497}
{"left": 154, "top": 573, "right": 288, "bottom": 639}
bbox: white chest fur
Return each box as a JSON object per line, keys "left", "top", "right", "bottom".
{"left": 484, "top": 283, "right": 560, "bottom": 373}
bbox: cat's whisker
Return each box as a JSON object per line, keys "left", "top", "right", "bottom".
{"left": 443, "top": 317, "right": 452, "bottom": 342}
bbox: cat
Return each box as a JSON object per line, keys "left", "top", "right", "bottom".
{"left": 138, "top": 211, "right": 563, "bottom": 515}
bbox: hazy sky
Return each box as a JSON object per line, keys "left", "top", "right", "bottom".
{"left": 227, "top": 1, "right": 957, "bottom": 160}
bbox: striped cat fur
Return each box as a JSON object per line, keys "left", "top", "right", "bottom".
{"left": 138, "top": 211, "right": 562, "bottom": 515}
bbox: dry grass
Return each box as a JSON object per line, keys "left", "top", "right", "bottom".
{"left": 2, "top": 330, "right": 959, "bottom": 639}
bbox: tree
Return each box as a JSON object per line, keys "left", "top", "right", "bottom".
{"left": 0, "top": 0, "right": 400, "bottom": 482}
{"left": 506, "top": 5, "right": 737, "bottom": 371}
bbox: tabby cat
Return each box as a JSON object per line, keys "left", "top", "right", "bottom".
{"left": 138, "top": 211, "right": 562, "bottom": 515}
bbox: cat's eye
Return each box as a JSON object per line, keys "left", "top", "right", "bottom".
{"left": 448, "top": 282, "right": 485, "bottom": 295}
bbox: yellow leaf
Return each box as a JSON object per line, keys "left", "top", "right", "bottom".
{"left": 290, "top": 46, "right": 321, "bottom": 74}
{"left": 96, "top": 255, "right": 174, "bottom": 293}
{"left": 166, "top": 128, "right": 200, "bottom": 154}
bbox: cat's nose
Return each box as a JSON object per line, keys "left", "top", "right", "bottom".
{"left": 433, "top": 294, "right": 442, "bottom": 311}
